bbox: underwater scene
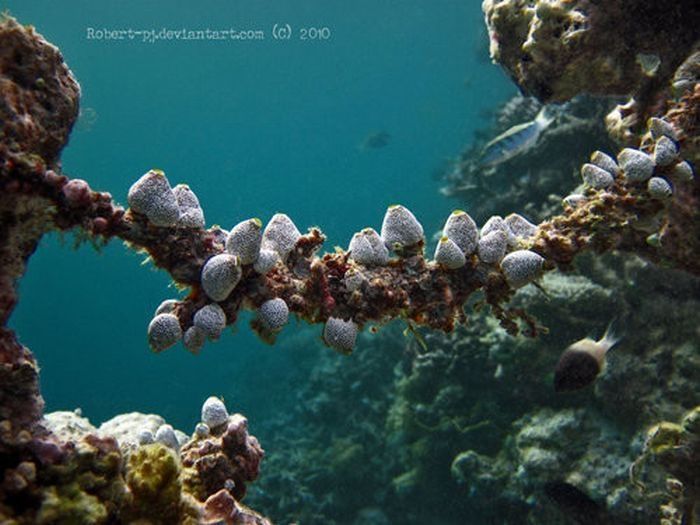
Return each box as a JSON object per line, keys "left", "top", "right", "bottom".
{"left": 1, "top": 0, "right": 699, "bottom": 523}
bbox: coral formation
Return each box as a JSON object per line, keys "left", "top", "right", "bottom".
{"left": 482, "top": 0, "right": 700, "bottom": 103}
{"left": 0, "top": 0, "right": 698, "bottom": 521}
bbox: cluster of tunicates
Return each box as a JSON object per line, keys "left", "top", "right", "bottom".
{"left": 335, "top": 204, "right": 545, "bottom": 355}
{"left": 128, "top": 169, "right": 206, "bottom": 228}
{"left": 134, "top": 171, "right": 299, "bottom": 353}
{"left": 433, "top": 209, "right": 543, "bottom": 289}
{"left": 568, "top": 118, "right": 694, "bottom": 207}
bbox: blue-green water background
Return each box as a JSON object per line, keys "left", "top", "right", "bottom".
{"left": 5, "top": 1, "right": 514, "bottom": 433}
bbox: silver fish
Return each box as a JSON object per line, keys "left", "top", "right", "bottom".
{"left": 480, "top": 107, "right": 554, "bottom": 167}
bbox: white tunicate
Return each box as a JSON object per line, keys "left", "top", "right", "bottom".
{"left": 581, "top": 163, "right": 614, "bottom": 189}
{"left": 343, "top": 268, "right": 367, "bottom": 292}
{"left": 201, "top": 396, "right": 229, "bottom": 429}
{"left": 563, "top": 194, "right": 586, "bottom": 208}
{"left": 323, "top": 317, "right": 358, "bottom": 354}
{"left": 647, "top": 177, "right": 673, "bottom": 200}
{"left": 195, "top": 422, "right": 210, "bottom": 439}
{"left": 380, "top": 205, "right": 424, "bottom": 251}
{"left": 259, "top": 298, "right": 289, "bottom": 331}
{"left": 154, "top": 299, "right": 178, "bottom": 316}
{"left": 480, "top": 216, "right": 510, "bottom": 239}
{"left": 500, "top": 250, "right": 545, "bottom": 289}
{"left": 671, "top": 160, "right": 694, "bottom": 182}
{"left": 348, "top": 228, "right": 389, "bottom": 266}
{"left": 154, "top": 424, "right": 179, "bottom": 450}
{"left": 226, "top": 218, "right": 263, "bottom": 265}
{"left": 590, "top": 151, "right": 620, "bottom": 176}
{"left": 201, "top": 253, "right": 242, "bottom": 302}
{"left": 434, "top": 236, "right": 466, "bottom": 269}
{"left": 653, "top": 136, "right": 679, "bottom": 167}
{"left": 193, "top": 303, "right": 227, "bottom": 340}
{"left": 648, "top": 117, "right": 679, "bottom": 141}
{"left": 261, "top": 214, "right": 301, "bottom": 262}
{"left": 173, "top": 184, "right": 205, "bottom": 228}
{"left": 147, "top": 313, "right": 182, "bottom": 352}
{"left": 504, "top": 213, "right": 538, "bottom": 244}
{"left": 137, "top": 429, "right": 154, "bottom": 445}
{"left": 443, "top": 210, "right": 479, "bottom": 256}
{"left": 183, "top": 326, "right": 206, "bottom": 353}
{"left": 478, "top": 230, "right": 508, "bottom": 264}
{"left": 617, "top": 148, "right": 655, "bottom": 182}
{"left": 253, "top": 248, "right": 279, "bottom": 274}
{"left": 127, "top": 170, "right": 180, "bottom": 227}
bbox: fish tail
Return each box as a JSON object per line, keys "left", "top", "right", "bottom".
{"left": 600, "top": 320, "right": 621, "bottom": 353}
{"left": 534, "top": 106, "right": 555, "bottom": 129}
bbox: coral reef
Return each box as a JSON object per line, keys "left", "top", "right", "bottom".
{"left": 2, "top": 399, "right": 269, "bottom": 524}
{"left": 0, "top": 0, "right": 698, "bottom": 521}
{"left": 249, "top": 257, "right": 700, "bottom": 524}
{"left": 482, "top": 0, "right": 700, "bottom": 103}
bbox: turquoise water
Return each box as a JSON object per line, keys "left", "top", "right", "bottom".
{"left": 6, "top": 2, "right": 513, "bottom": 437}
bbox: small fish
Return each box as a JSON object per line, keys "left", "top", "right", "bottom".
{"left": 554, "top": 323, "right": 619, "bottom": 392}
{"left": 480, "top": 106, "right": 554, "bottom": 166}
{"left": 543, "top": 481, "right": 607, "bottom": 525}
{"left": 359, "top": 130, "right": 391, "bottom": 151}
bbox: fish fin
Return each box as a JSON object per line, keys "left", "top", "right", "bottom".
{"left": 600, "top": 320, "right": 622, "bottom": 353}
{"left": 535, "top": 105, "right": 556, "bottom": 129}
{"left": 532, "top": 281, "right": 551, "bottom": 300}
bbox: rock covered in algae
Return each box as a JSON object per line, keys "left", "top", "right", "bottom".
{"left": 125, "top": 443, "right": 184, "bottom": 523}
{"left": 0, "top": 16, "right": 80, "bottom": 164}
{"left": 482, "top": 0, "right": 700, "bottom": 102}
